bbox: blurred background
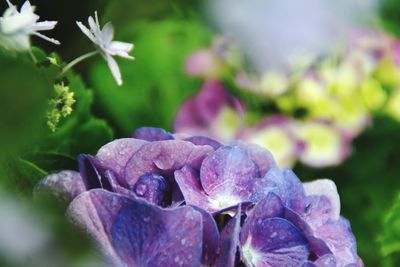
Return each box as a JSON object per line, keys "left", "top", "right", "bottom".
{"left": 1, "top": 0, "right": 400, "bottom": 266}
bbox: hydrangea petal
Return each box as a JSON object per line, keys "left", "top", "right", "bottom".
{"left": 132, "top": 173, "right": 170, "bottom": 206}
{"left": 314, "top": 217, "right": 361, "bottom": 266}
{"left": 78, "top": 154, "right": 107, "bottom": 190}
{"left": 132, "top": 127, "right": 174, "bottom": 142}
{"left": 35, "top": 170, "right": 85, "bottom": 202}
{"left": 191, "top": 206, "right": 220, "bottom": 265}
{"left": 68, "top": 189, "right": 203, "bottom": 267}
{"left": 303, "top": 179, "right": 341, "bottom": 222}
{"left": 175, "top": 166, "right": 214, "bottom": 212}
{"left": 96, "top": 138, "right": 148, "bottom": 184}
{"left": 215, "top": 206, "right": 242, "bottom": 267}
{"left": 124, "top": 140, "right": 213, "bottom": 188}
{"left": 263, "top": 168, "right": 306, "bottom": 212}
{"left": 228, "top": 141, "right": 276, "bottom": 176}
{"left": 184, "top": 136, "right": 222, "bottom": 150}
{"left": 240, "top": 217, "right": 310, "bottom": 267}
{"left": 200, "top": 146, "right": 260, "bottom": 197}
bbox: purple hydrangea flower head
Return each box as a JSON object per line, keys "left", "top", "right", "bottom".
{"left": 36, "top": 127, "right": 362, "bottom": 267}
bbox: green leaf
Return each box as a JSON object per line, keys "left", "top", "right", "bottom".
{"left": 379, "top": 193, "right": 400, "bottom": 258}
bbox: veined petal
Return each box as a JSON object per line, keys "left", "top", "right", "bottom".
{"left": 105, "top": 53, "right": 123, "bottom": 86}
{"left": 68, "top": 189, "right": 203, "bottom": 267}
{"left": 96, "top": 138, "right": 148, "bottom": 185}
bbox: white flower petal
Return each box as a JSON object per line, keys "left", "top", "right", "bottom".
{"left": 31, "top": 20, "right": 57, "bottom": 31}
{"left": 32, "top": 31, "right": 60, "bottom": 45}
{"left": 105, "top": 53, "right": 123, "bottom": 86}
{"left": 109, "top": 41, "right": 133, "bottom": 52}
{"left": 101, "top": 22, "right": 114, "bottom": 45}
{"left": 76, "top": 21, "right": 97, "bottom": 44}
{"left": 20, "top": 1, "right": 34, "bottom": 14}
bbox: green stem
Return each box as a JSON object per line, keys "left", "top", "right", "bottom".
{"left": 61, "top": 51, "right": 99, "bottom": 75}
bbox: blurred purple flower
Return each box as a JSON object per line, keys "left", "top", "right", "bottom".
{"left": 37, "top": 127, "right": 361, "bottom": 266}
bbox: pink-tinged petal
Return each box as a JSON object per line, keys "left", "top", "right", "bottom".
{"left": 303, "top": 179, "right": 341, "bottom": 227}
{"left": 96, "top": 138, "right": 148, "bottom": 185}
{"left": 215, "top": 206, "right": 242, "bottom": 267}
{"left": 174, "top": 80, "right": 241, "bottom": 136}
{"left": 124, "top": 140, "right": 213, "bottom": 188}
{"left": 35, "top": 171, "right": 86, "bottom": 202}
{"left": 314, "top": 217, "right": 362, "bottom": 266}
{"left": 302, "top": 254, "right": 336, "bottom": 267}
{"left": 104, "top": 53, "right": 123, "bottom": 86}
{"left": 185, "top": 49, "right": 221, "bottom": 78}
{"left": 200, "top": 146, "right": 260, "bottom": 197}
{"left": 68, "top": 189, "right": 203, "bottom": 267}
{"left": 296, "top": 121, "right": 352, "bottom": 168}
{"left": 132, "top": 127, "right": 174, "bottom": 142}
{"left": 228, "top": 140, "right": 276, "bottom": 176}
{"left": 175, "top": 166, "right": 214, "bottom": 212}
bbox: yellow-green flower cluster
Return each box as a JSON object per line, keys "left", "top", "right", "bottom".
{"left": 46, "top": 83, "right": 75, "bottom": 132}
{"left": 182, "top": 30, "right": 400, "bottom": 168}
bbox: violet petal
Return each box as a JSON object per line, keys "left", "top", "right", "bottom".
{"left": 124, "top": 140, "right": 213, "bottom": 188}
{"left": 229, "top": 141, "right": 276, "bottom": 176}
{"left": 96, "top": 138, "right": 148, "bottom": 185}
{"left": 132, "top": 127, "right": 174, "bottom": 142}
{"left": 240, "top": 217, "right": 310, "bottom": 267}
{"left": 215, "top": 206, "right": 242, "bottom": 267}
{"left": 132, "top": 173, "right": 170, "bottom": 206}
{"left": 190, "top": 206, "right": 220, "bottom": 265}
{"left": 68, "top": 189, "right": 203, "bottom": 267}
{"left": 200, "top": 146, "right": 260, "bottom": 197}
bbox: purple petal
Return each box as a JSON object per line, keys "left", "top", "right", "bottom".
{"left": 241, "top": 193, "right": 285, "bottom": 243}
{"left": 78, "top": 154, "right": 107, "bottom": 190}
{"left": 124, "top": 140, "right": 213, "bottom": 188}
{"left": 215, "top": 206, "right": 242, "bottom": 267}
{"left": 240, "top": 217, "right": 310, "bottom": 267}
{"left": 68, "top": 189, "right": 203, "bottom": 267}
{"left": 200, "top": 146, "right": 260, "bottom": 197}
{"left": 263, "top": 168, "right": 306, "bottom": 212}
{"left": 35, "top": 171, "right": 86, "bottom": 202}
{"left": 228, "top": 141, "right": 276, "bottom": 176}
{"left": 314, "top": 217, "right": 361, "bottom": 266}
{"left": 303, "top": 179, "right": 341, "bottom": 225}
{"left": 175, "top": 166, "right": 214, "bottom": 212}
{"left": 96, "top": 138, "right": 148, "bottom": 185}
{"left": 132, "top": 173, "right": 170, "bottom": 206}
{"left": 184, "top": 136, "right": 222, "bottom": 150}
{"left": 132, "top": 127, "right": 174, "bottom": 142}
{"left": 190, "top": 206, "right": 220, "bottom": 265}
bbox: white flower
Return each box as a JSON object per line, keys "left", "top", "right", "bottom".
{"left": 0, "top": 0, "right": 59, "bottom": 51}
{"left": 76, "top": 11, "right": 134, "bottom": 86}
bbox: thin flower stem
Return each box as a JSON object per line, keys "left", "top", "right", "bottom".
{"left": 61, "top": 51, "right": 99, "bottom": 75}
